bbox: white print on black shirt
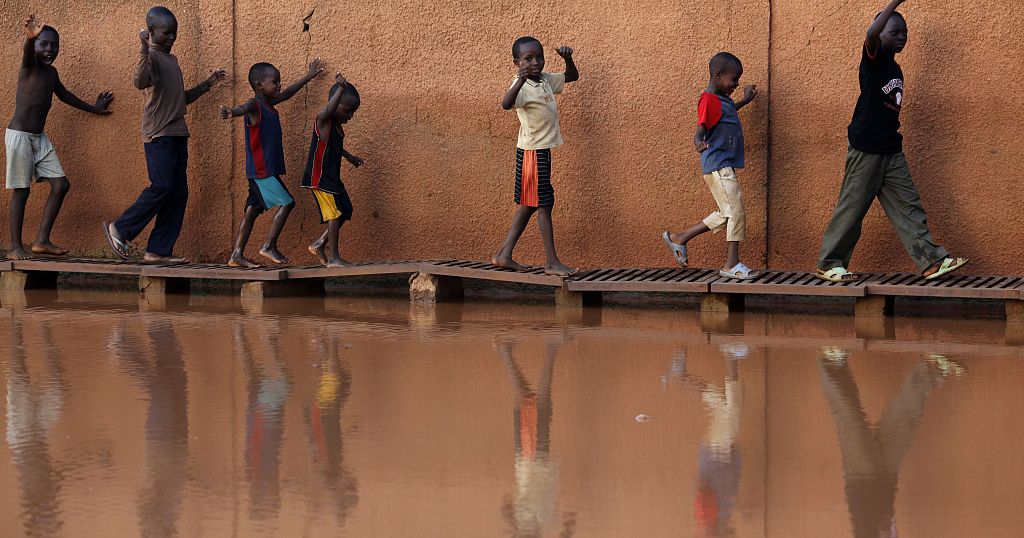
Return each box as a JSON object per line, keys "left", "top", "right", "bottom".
{"left": 882, "top": 78, "right": 904, "bottom": 110}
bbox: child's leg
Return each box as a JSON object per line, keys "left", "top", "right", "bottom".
{"left": 669, "top": 222, "right": 712, "bottom": 246}
{"left": 725, "top": 241, "right": 740, "bottom": 270}
{"left": 817, "top": 149, "right": 885, "bottom": 271}
{"left": 309, "top": 227, "right": 329, "bottom": 265}
{"left": 537, "top": 207, "right": 575, "bottom": 276}
{"left": 144, "top": 137, "right": 189, "bottom": 261}
{"left": 30, "top": 176, "right": 70, "bottom": 255}
{"left": 259, "top": 201, "right": 294, "bottom": 264}
{"left": 229, "top": 205, "right": 261, "bottom": 268}
{"left": 7, "top": 188, "right": 31, "bottom": 259}
{"left": 324, "top": 218, "right": 349, "bottom": 267}
{"left": 492, "top": 206, "right": 537, "bottom": 271}
{"left": 875, "top": 153, "right": 950, "bottom": 275}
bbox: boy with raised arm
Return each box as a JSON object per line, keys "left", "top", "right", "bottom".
{"left": 662, "top": 52, "right": 759, "bottom": 280}
{"left": 301, "top": 74, "right": 364, "bottom": 268}
{"left": 815, "top": 0, "right": 968, "bottom": 282}
{"left": 491, "top": 37, "right": 578, "bottom": 277}
{"left": 6, "top": 15, "right": 113, "bottom": 259}
{"left": 219, "top": 58, "right": 326, "bottom": 267}
{"left": 103, "top": 6, "right": 226, "bottom": 264}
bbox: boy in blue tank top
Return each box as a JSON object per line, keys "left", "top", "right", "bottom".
{"left": 219, "top": 58, "right": 325, "bottom": 267}
{"left": 662, "top": 52, "right": 760, "bottom": 280}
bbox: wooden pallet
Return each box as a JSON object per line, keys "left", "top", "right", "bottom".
{"left": 710, "top": 270, "right": 870, "bottom": 297}
{"left": 866, "top": 272, "right": 1024, "bottom": 299}
{"left": 565, "top": 268, "right": 719, "bottom": 293}
{"left": 10, "top": 257, "right": 147, "bottom": 275}
{"left": 141, "top": 263, "right": 287, "bottom": 281}
{"left": 420, "top": 259, "right": 565, "bottom": 286}
{"left": 285, "top": 260, "right": 424, "bottom": 279}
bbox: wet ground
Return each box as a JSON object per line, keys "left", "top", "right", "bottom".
{"left": 0, "top": 289, "right": 1022, "bottom": 537}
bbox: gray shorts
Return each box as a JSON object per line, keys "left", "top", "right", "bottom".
{"left": 5, "top": 129, "right": 65, "bottom": 189}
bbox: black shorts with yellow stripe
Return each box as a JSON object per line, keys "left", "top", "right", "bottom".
{"left": 309, "top": 187, "right": 353, "bottom": 223}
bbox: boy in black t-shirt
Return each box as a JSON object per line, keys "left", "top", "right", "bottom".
{"left": 815, "top": 0, "right": 968, "bottom": 283}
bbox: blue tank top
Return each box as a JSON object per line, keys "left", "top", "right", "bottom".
{"left": 244, "top": 100, "right": 286, "bottom": 179}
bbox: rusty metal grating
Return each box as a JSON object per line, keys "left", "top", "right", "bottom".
{"left": 710, "top": 270, "right": 869, "bottom": 296}
{"left": 566, "top": 267, "right": 718, "bottom": 292}
{"left": 867, "top": 272, "right": 1024, "bottom": 299}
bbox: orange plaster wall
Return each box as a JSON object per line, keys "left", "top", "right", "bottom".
{"left": 0, "top": 1, "right": 1020, "bottom": 274}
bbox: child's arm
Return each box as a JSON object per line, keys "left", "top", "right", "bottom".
{"left": 54, "top": 79, "right": 113, "bottom": 115}
{"left": 315, "top": 73, "right": 348, "bottom": 135}
{"left": 21, "top": 15, "right": 44, "bottom": 71}
{"left": 694, "top": 125, "right": 709, "bottom": 153}
{"left": 557, "top": 46, "right": 579, "bottom": 83}
{"left": 341, "top": 149, "right": 363, "bottom": 168}
{"left": 270, "top": 57, "right": 325, "bottom": 105}
{"left": 134, "top": 29, "right": 155, "bottom": 90}
{"left": 218, "top": 98, "right": 257, "bottom": 122}
{"left": 185, "top": 69, "right": 228, "bottom": 105}
{"left": 500, "top": 63, "right": 531, "bottom": 110}
{"left": 734, "top": 85, "right": 758, "bottom": 110}
{"left": 867, "top": 0, "right": 905, "bottom": 50}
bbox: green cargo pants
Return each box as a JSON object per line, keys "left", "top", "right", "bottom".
{"left": 818, "top": 147, "right": 948, "bottom": 273}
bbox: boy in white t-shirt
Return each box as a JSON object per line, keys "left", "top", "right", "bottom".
{"left": 491, "top": 36, "right": 578, "bottom": 276}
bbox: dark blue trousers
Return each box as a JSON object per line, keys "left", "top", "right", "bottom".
{"left": 114, "top": 136, "right": 189, "bottom": 257}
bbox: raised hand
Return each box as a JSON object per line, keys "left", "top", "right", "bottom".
{"left": 207, "top": 68, "right": 228, "bottom": 87}
{"left": 743, "top": 85, "right": 758, "bottom": 102}
{"left": 556, "top": 46, "right": 574, "bottom": 59}
{"left": 308, "top": 56, "right": 325, "bottom": 78}
{"left": 139, "top": 29, "right": 151, "bottom": 49}
{"left": 335, "top": 72, "right": 347, "bottom": 87}
{"left": 219, "top": 105, "right": 231, "bottom": 119}
{"left": 95, "top": 91, "right": 114, "bottom": 114}
{"left": 516, "top": 62, "right": 530, "bottom": 79}
{"left": 24, "top": 15, "right": 45, "bottom": 39}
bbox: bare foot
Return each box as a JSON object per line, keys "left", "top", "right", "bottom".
{"left": 259, "top": 246, "right": 289, "bottom": 265}
{"left": 6, "top": 247, "right": 32, "bottom": 260}
{"left": 30, "top": 241, "right": 68, "bottom": 256}
{"left": 326, "top": 257, "right": 352, "bottom": 268}
{"left": 228, "top": 254, "right": 260, "bottom": 268}
{"left": 308, "top": 244, "right": 328, "bottom": 266}
{"left": 492, "top": 253, "right": 526, "bottom": 271}
{"left": 544, "top": 262, "right": 577, "bottom": 277}
{"left": 142, "top": 252, "right": 189, "bottom": 264}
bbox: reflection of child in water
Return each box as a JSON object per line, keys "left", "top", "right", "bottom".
{"left": 496, "top": 340, "right": 575, "bottom": 537}
{"left": 664, "top": 345, "right": 746, "bottom": 537}
{"left": 818, "top": 348, "right": 963, "bottom": 538}
{"left": 234, "top": 321, "right": 291, "bottom": 520}
{"left": 304, "top": 331, "right": 358, "bottom": 525}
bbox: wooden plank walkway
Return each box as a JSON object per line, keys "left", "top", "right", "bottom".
{"left": 3, "top": 257, "right": 1024, "bottom": 311}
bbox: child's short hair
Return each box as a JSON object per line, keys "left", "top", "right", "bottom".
{"left": 709, "top": 52, "right": 742, "bottom": 76}
{"left": 512, "top": 36, "right": 542, "bottom": 59}
{"left": 329, "top": 81, "right": 360, "bottom": 107}
{"left": 39, "top": 25, "right": 58, "bottom": 39}
{"left": 146, "top": 6, "right": 176, "bottom": 28}
{"left": 247, "top": 62, "right": 278, "bottom": 89}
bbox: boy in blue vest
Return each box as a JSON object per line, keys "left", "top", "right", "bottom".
{"left": 219, "top": 58, "right": 326, "bottom": 267}
{"left": 663, "top": 52, "right": 759, "bottom": 280}
{"left": 301, "top": 74, "right": 363, "bottom": 268}
{"left": 815, "top": 0, "right": 967, "bottom": 282}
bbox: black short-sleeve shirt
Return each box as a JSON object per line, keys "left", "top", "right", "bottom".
{"left": 847, "top": 41, "right": 905, "bottom": 154}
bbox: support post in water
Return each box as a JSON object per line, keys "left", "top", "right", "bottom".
{"left": 701, "top": 293, "right": 744, "bottom": 313}
{"left": 1006, "top": 300, "right": 1024, "bottom": 323}
{"left": 409, "top": 273, "right": 464, "bottom": 304}
{"left": 241, "top": 279, "right": 325, "bottom": 300}
{"left": 856, "top": 295, "right": 895, "bottom": 318}
{"left": 555, "top": 287, "right": 602, "bottom": 309}
{"left": 0, "top": 270, "right": 58, "bottom": 291}
{"left": 139, "top": 275, "right": 190, "bottom": 300}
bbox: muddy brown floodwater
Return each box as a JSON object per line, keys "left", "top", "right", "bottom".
{"left": 0, "top": 290, "right": 1022, "bottom": 537}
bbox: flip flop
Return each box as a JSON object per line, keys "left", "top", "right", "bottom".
{"left": 815, "top": 267, "right": 861, "bottom": 283}
{"left": 719, "top": 262, "right": 759, "bottom": 280}
{"left": 102, "top": 221, "right": 129, "bottom": 260}
{"left": 923, "top": 257, "right": 969, "bottom": 281}
{"left": 661, "top": 231, "right": 688, "bottom": 268}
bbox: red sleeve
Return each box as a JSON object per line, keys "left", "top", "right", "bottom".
{"left": 697, "top": 92, "right": 722, "bottom": 130}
